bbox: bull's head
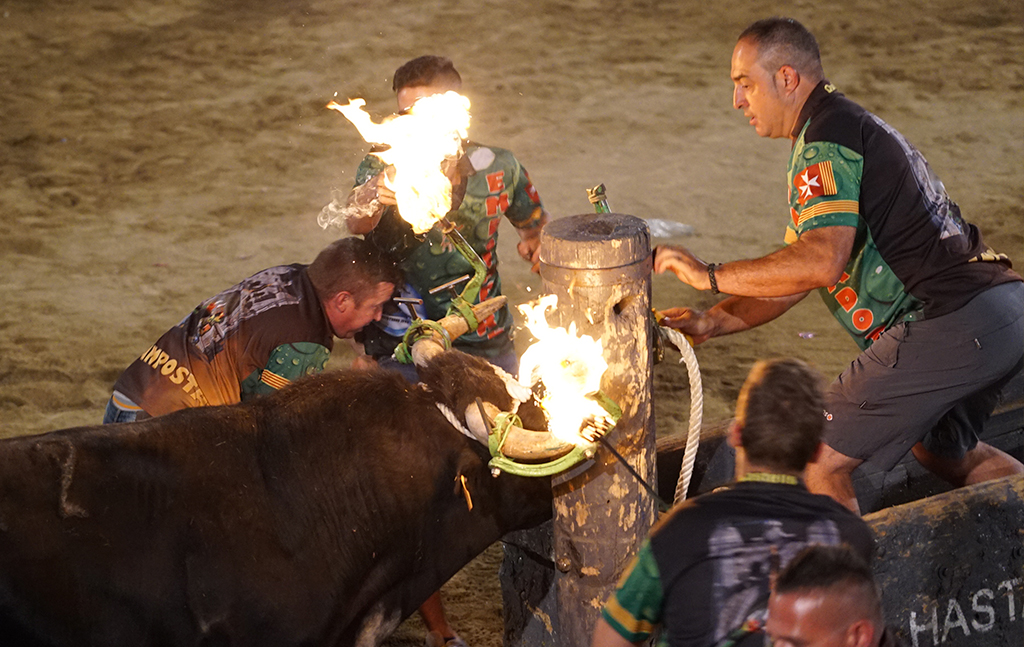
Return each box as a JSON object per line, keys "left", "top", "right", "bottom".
{"left": 408, "top": 297, "right": 599, "bottom": 474}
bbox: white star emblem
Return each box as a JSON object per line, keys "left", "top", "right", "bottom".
{"left": 798, "top": 169, "right": 820, "bottom": 201}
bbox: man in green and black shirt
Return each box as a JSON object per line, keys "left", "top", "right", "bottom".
{"left": 655, "top": 17, "right": 1023, "bottom": 513}
{"left": 341, "top": 55, "right": 549, "bottom": 381}
{"left": 593, "top": 359, "right": 874, "bottom": 647}
{"left": 104, "top": 238, "right": 399, "bottom": 423}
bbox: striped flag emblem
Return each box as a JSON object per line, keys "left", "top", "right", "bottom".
{"left": 795, "top": 161, "right": 838, "bottom": 205}
{"left": 260, "top": 370, "right": 291, "bottom": 390}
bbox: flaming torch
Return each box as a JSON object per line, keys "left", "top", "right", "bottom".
{"left": 326, "top": 93, "right": 470, "bottom": 234}
{"left": 327, "top": 92, "right": 489, "bottom": 350}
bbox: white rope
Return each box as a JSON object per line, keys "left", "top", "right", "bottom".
{"left": 660, "top": 326, "right": 703, "bottom": 505}
{"left": 435, "top": 402, "right": 475, "bottom": 441}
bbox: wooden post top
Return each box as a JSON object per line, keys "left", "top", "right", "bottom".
{"left": 539, "top": 213, "right": 650, "bottom": 270}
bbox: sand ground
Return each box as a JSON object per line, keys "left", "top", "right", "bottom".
{"left": 1, "top": 0, "right": 1021, "bottom": 644}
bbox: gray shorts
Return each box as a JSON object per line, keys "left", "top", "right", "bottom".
{"left": 823, "top": 281, "right": 1024, "bottom": 471}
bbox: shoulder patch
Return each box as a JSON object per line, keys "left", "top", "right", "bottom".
{"left": 795, "top": 161, "right": 838, "bottom": 206}
{"left": 468, "top": 147, "right": 496, "bottom": 171}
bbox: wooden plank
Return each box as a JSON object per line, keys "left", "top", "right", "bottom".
{"left": 865, "top": 475, "right": 1024, "bottom": 647}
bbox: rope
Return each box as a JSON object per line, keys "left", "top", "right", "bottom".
{"left": 435, "top": 402, "right": 474, "bottom": 441}
{"left": 660, "top": 326, "right": 704, "bottom": 505}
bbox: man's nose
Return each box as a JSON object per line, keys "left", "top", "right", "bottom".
{"left": 733, "top": 86, "right": 746, "bottom": 110}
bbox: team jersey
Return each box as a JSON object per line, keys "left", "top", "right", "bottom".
{"left": 785, "top": 82, "right": 1019, "bottom": 350}
{"left": 113, "top": 265, "right": 333, "bottom": 416}
{"left": 601, "top": 478, "right": 874, "bottom": 647}
{"left": 354, "top": 142, "right": 545, "bottom": 359}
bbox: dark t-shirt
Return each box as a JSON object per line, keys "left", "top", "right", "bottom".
{"left": 602, "top": 479, "right": 875, "bottom": 647}
{"left": 785, "top": 82, "right": 1020, "bottom": 348}
{"left": 113, "top": 265, "right": 333, "bottom": 416}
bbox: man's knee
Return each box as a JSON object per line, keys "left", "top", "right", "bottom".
{"left": 809, "top": 442, "right": 862, "bottom": 477}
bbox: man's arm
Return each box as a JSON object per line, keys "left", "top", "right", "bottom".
{"left": 515, "top": 210, "right": 550, "bottom": 273}
{"left": 655, "top": 225, "right": 856, "bottom": 297}
{"left": 592, "top": 618, "right": 644, "bottom": 647}
{"left": 659, "top": 292, "right": 808, "bottom": 345}
{"left": 344, "top": 171, "right": 397, "bottom": 235}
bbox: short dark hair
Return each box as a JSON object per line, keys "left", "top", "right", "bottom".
{"left": 735, "top": 358, "right": 824, "bottom": 472}
{"left": 392, "top": 55, "right": 462, "bottom": 93}
{"left": 775, "top": 544, "right": 882, "bottom": 623}
{"left": 306, "top": 238, "right": 401, "bottom": 304}
{"left": 738, "top": 17, "right": 824, "bottom": 81}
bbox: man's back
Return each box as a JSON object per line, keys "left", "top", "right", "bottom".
{"left": 113, "top": 264, "right": 332, "bottom": 416}
{"left": 608, "top": 479, "right": 873, "bottom": 647}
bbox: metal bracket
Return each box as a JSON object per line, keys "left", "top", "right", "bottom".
{"left": 484, "top": 391, "right": 622, "bottom": 478}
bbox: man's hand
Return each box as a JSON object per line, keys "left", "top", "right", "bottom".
{"left": 343, "top": 168, "right": 398, "bottom": 235}
{"left": 350, "top": 355, "right": 379, "bottom": 370}
{"left": 375, "top": 166, "right": 398, "bottom": 206}
{"left": 517, "top": 235, "right": 542, "bottom": 273}
{"left": 654, "top": 245, "right": 710, "bottom": 290}
{"left": 658, "top": 306, "right": 717, "bottom": 345}
{"left": 516, "top": 212, "right": 549, "bottom": 274}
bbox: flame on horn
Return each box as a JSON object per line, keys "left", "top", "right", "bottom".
{"left": 518, "top": 295, "right": 613, "bottom": 445}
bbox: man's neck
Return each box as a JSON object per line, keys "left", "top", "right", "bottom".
{"left": 737, "top": 461, "right": 804, "bottom": 484}
{"left": 786, "top": 78, "right": 821, "bottom": 142}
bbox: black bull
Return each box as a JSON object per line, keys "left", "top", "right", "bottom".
{"left": 0, "top": 352, "right": 553, "bottom": 646}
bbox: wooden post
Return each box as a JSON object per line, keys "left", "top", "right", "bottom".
{"left": 540, "top": 212, "right": 656, "bottom": 644}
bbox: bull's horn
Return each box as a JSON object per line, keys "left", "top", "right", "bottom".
{"left": 411, "top": 296, "right": 507, "bottom": 367}
{"left": 465, "top": 400, "right": 577, "bottom": 461}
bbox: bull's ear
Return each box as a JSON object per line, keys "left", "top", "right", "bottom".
{"left": 451, "top": 449, "right": 492, "bottom": 515}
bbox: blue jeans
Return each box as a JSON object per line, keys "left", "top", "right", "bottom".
{"left": 102, "top": 392, "right": 142, "bottom": 424}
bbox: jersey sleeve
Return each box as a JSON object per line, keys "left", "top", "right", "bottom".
{"left": 239, "top": 342, "right": 331, "bottom": 400}
{"left": 503, "top": 159, "right": 546, "bottom": 231}
{"left": 354, "top": 151, "right": 387, "bottom": 187}
{"left": 600, "top": 539, "right": 664, "bottom": 643}
{"left": 784, "top": 141, "right": 863, "bottom": 245}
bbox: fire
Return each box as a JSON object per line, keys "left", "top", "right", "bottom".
{"left": 518, "top": 295, "right": 614, "bottom": 445}
{"left": 327, "top": 92, "right": 471, "bottom": 234}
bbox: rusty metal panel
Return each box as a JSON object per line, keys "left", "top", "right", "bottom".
{"left": 866, "top": 475, "right": 1024, "bottom": 647}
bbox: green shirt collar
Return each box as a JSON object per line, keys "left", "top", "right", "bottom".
{"left": 739, "top": 472, "right": 800, "bottom": 486}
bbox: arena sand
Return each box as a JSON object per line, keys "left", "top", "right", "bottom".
{"left": 2, "top": 0, "right": 1021, "bottom": 643}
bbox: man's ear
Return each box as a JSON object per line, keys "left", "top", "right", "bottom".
{"left": 777, "top": 64, "right": 800, "bottom": 93}
{"left": 844, "top": 619, "right": 876, "bottom": 647}
{"left": 727, "top": 420, "right": 743, "bottom": 449}
{"left": 332, "top": 291, "right": 353, "bottom": 314}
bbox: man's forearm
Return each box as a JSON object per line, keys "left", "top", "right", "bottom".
{"left": 658, "top": 225, "right": 855, "bottom": 298}
{"left": 706, "top": 292, "right": 808, "bottom": 337}
{"left": 712, "top": 241, "right": 842, "bottom": 297}
{"left": 343, "top": 178, "right": 386, "bottom": 235}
